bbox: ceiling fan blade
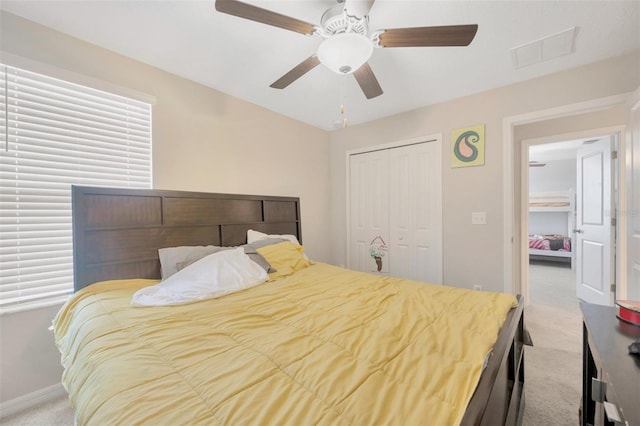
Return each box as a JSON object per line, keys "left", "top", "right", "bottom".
{"left": 344, "top": 0, "right": 376, "bottom": 18}
{"left": 270, "top": 56, "right": 321, "bottom": 89}
{"left": 377, "top": 24, "right": 478, "bottom": 47}
{"left": 215, "top": 0, "right": 316, "bottom": 35}
{"left": 353, "top": 63, "right": 383, "bottom": 99}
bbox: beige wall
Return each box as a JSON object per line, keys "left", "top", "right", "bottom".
{"left": 0, "top": 304, "right": 64, "bottom": 404}
{"left": 0, "top": 12, "right": 330, "bottom": 404}
{"left": 330, "top": 50, "right": 640, "bottom": 291}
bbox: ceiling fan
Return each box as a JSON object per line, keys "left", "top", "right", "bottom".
{"left": 215, "top": 0, "right": 478, "bottom": 99}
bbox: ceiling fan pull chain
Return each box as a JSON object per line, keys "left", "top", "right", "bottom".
{"left": 342, "top": 75, "right": 348, "bottom": 128}
{"left": 340, "top": 74, "right": 346, "bottom": 114}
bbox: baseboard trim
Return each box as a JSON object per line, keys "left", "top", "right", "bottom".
{"left": 0, "top": 383, "right": 67, "bottom": 419}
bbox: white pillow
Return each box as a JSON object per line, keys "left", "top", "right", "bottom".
{"left": 247, "top": 229, "right": 301, "bottom": 245}
{"left": 132, "top": 247, "right": 268, "bottom": 307}
{"left": 158, "top": 245, "right": 223, "bottom": 279}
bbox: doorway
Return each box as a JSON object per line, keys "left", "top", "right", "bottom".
{"left": 527, "top": 139, "right": 578, "bottom": 307}
{"left": 524, "top": 133, "right": 618, "bottom": 307}
{"left": 522, "top": 134, "right": 618, "bottom": 424}
{"left": 503, "top": 95, "right": 635, "bottom": 424}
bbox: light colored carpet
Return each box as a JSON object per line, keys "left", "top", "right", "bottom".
{"left": 522, "top": 260, "right": 582, "bottom": 426}
{"left": 1, "top": 261, "right": 582, "bottom": 425}
{"left": 528, "top": 260, "right": 578, "bottom": 308}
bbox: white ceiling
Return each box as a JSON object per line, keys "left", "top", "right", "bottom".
{"left": 2, "top": 1, "right": 639, "bottom": 130}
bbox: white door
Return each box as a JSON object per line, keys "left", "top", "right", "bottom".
{"left": 575, "top": 137, "right": 614, "bottom": 305}
{"left": 626, "top": 89, "right": 640, "bottom": 300}
{"left": 349, "top": 149, "right": 390, "bottom": 274}
{"left": 348, "top": 142, "right": 442, "bottom": 281}
{"left": 389, "top": 143, "right": 443, "bottom": 283}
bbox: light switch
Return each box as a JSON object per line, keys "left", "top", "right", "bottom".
{"left": 472, "top": 211, "right": 486, "bottom": 225}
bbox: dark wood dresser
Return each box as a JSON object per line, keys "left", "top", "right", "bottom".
{"left": 580, "top": 302, "right": 640, "bottom": 426}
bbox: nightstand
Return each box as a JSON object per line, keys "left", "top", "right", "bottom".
{"left": 580, "top": 302, "right": 640, "bottom": 426}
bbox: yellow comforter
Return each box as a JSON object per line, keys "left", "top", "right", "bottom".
{"left": 53, "top": 263, "right": 517, "bottom": 425}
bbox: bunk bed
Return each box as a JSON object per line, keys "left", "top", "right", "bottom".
{"left": 528, "top": 190, "right": 575, "bottom": 268}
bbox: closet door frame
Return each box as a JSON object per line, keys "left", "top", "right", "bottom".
{"left": 345, "top": 134, "right": 443, "bottom": 282}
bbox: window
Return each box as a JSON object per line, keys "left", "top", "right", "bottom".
{"left": 0, "top": 64, "right": 152, "bottom": 314}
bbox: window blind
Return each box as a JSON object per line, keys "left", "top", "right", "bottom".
{"left": 0, "top": 64, "right": 152, "bottom": 314}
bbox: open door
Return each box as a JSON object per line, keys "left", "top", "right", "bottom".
{"left": 575, "top": 137, "right": 614, "bottom": 306}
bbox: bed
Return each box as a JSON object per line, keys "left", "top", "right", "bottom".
{"left": 528, "top": 190, "right": 575, "bottom": 267}
{"left": 54, "top": 186, "right": 526, "bottom": 425}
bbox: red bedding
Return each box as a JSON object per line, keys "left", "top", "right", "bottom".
{"left": 529, "top": 234, "right": 571, "bottom": 251}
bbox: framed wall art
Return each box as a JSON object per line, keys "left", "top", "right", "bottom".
{"left": 451, "top": 124, "right": 485, "bottom": 168}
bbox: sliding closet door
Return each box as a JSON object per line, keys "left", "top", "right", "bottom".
{"left": 389, "top": 143, "right": 442, "bottom": 283}
{"left": 349, "top": 149, "right": 390, "bottom": 274}
{"left": 348, "top": 142, "right": 442, "bottom": 283}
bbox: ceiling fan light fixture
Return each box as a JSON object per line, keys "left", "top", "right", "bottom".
{"left": 317, "top": 33, "right": 373, "bottom": 75}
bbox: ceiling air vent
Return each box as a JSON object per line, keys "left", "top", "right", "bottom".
{"left": 511, "top": 27, "right": 577, "bottom": 69}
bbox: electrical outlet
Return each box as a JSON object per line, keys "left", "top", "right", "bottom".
{"left": 471, "top": 212, "right": 486, "bottom": 225}
{"left": 473, "top": 285, "right": 483, "bottom": 291}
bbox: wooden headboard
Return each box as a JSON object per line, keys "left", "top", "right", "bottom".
{"left": 72, "top": 186, "right": 301, "bottom": 291}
